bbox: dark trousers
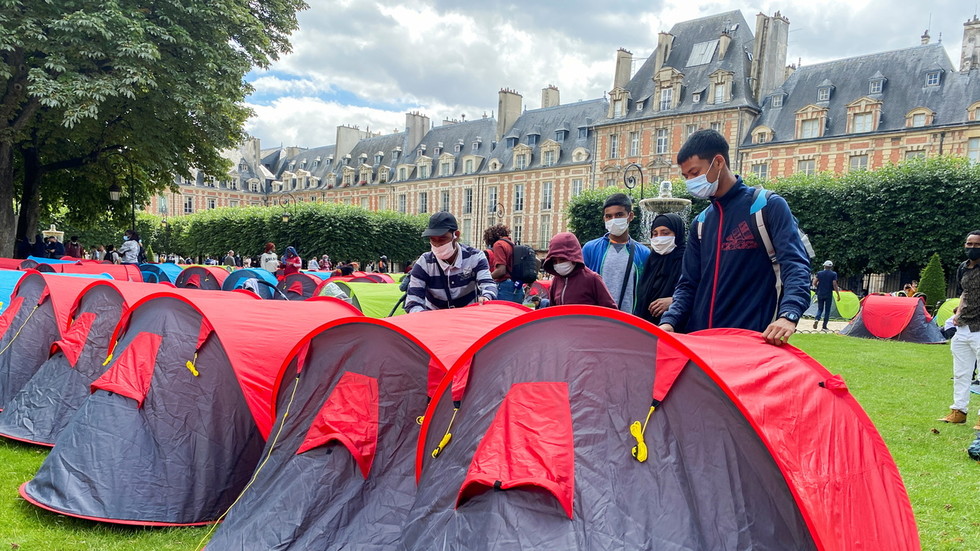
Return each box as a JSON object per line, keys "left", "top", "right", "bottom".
{"left": 816, "top": 294, "right": 833, "bottom": 327}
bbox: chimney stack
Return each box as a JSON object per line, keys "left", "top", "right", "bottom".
{"left": 718, "top": 30, "right": 732, "bottom": 59}
{"left": 613, "top": 48, "right": 633, "bottom": 89}
{"left": 654, "top": 32, "right": 674, "bottom": 73}
{"left": 405, "top": 111, "right": 430, "bottom": 153}
{"left": 496, "top": 88, "right": 523, "bottom": 141}
{"left": 750, "top": 11, "right": 790, "bottom": 101}
{"left": 541, "top": 85, "right": 560, "bottom": 108}
{"left": 961, "top": 15, "right": 980, "bottom": 71}
{"left": 921, "top": 30, "right": 930, "bottom": 45}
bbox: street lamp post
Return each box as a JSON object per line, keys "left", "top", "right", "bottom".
{"left": 623, "top": 162, "right": 644, "bottom": 199}
{"left": 280, "top": 191, "right": 297, "bottom": 223}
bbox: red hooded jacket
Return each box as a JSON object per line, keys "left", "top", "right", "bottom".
{"left": 543, "top": 232, "right": 616, "bottom": 308}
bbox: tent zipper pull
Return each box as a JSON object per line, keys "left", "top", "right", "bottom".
{"left": 416, "top": 416, "right": 425, "bottom": 425}
{"left": 431, "top": 407, "right": 459, "bottom": 458}
{"left": 102, "top": 340, "right": 117, "bottom": 366}
{"left": 186, "top": 353, "right": 200, "bottom": 377}
{"left": 630, "top": 406, "right": 656, "bottom": 462}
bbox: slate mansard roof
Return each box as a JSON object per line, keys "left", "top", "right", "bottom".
{"left": 404, "top": 117, "right": 497, "bottom": 179}
{"left": 744, "top": 43, "right": 977, "bottom": 146}
{"left": 603, "top": 10, "right": 759, "bottom": 126}
{"left": 485, "top": 99, "right": 606, "bottom": 172}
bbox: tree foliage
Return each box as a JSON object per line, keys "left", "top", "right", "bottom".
{"left": 565, "top": 157, "right": 980, "bottom": 280}
{"left": 145, "top": 203, "right": 429, "bottom": 265}
{"left": 917, "top": 253, "right": 947, "bottom": 313}
{"left": 0, "top": 0, "right": 308, "bottom": 254}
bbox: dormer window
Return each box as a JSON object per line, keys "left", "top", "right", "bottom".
{"left": 312, "top": 157, "right": 320, "bottom": 169}
{"left": 869, "top": 79, "right": 884, "bottom": 94}
{"left": 392, "top": 149, "right": 400, "bottom": 161}
{"left": 239, "top": 160, "right": 247, "bottom": 171}
{"left": 816, "top": 80, "right": 834, "bottom": 102}
{"left": 342, "top": 155, "right": 350, "bottom": 166}
{"left": 506, "top": 136, "right": 518, "bottom": 148}
{"left": 515, "top": 153, "right": 528, "bottom": 170}
{"left": 578, "top": 127, "right": 588, "bottom": 139}
{"left": 925, "top": 70, "right": 941, "bottom": 86}
{"left": 555, "top": 129, "right": 568, "bottom": 142}
{"left": 374, "top": 152, "right": 383, "bottom": 164}
{"left": 301, "top": 159, "right": 307, "bottom": 167}
{"left": 692, "top": 93, "right": 701, "bottom": 104}
{"left": 527, "top": 134, "right": 539, "bottom": 146}
{"left": 636, "top": 100, "right": 645, "bottom": 111}
{"left": 613, "top": 99, "right": 624, "bottom": 117}
{"left": 659, "top": 88, "right": 673, "bottom": 111}
{"left": 771, "top": 94, "right": 783, "bottom": 108}
{"left": 289, "top": 161, "right": 296, "bottom": 170}
{"left": 454, "top": 140, "right": 463, "bottom": 153}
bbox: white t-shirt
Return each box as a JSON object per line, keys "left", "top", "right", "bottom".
{"left": 260, "top": 252, "right": 279, "bottom": 272}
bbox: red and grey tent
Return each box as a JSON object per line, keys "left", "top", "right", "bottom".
{"left": 278, "top": 272, "right": 323, "bottom": 300}
{"left": 204, "top": 303, "right": 528, "bottom": 550}
{"left": 528, "top": 279, "right": 551, "bottom": 297}
{"left": 21, "top": 294, "right": 362, "bottom": 526}
{"left": 174, "top": 266, "right": 229, "bottom": 290}
{"left": 841, "top": 294, "right": 945, "bottom": 343}
{"left": 400, "top": 307, "right": 917, "bottom": 550}
{"left": 0, "top": 257, "right": 24, "bottom": 270}
{"left": 0, "top": 282, "right": 250, "bottom": 446}
{"left": 0, "top": 272, "right": 96, "bottom": 408}
{"left": 35, "top": 262, "right": 143, "bottom": 282}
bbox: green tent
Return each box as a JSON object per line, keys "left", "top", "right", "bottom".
{"left": 803, "top": 290, "right": 860, "bottom": 320}
{"left": 936, "top": 298, "right": 960, "bottom": 327}
{"left": 318, "top": 281, "right": 405, "bottom": 318}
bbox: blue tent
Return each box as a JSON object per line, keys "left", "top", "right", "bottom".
{"left": 26, "top": 256, "right": 77, "bottom": 266}
{"left": 0, "top": 270, "right": 26, "bottom": 313}
{"left": 139, "top": 263, "right": 184, "bottom": 284}
{"left": 222, "top": 268, "right": 281, "bottom": 299}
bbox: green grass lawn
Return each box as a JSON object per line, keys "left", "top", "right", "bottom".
{"left": 0, "top": 333, "right": 977, "bottom": 549}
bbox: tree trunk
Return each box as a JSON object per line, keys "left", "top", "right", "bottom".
{"left": 0, "top": 142, "right": 16, "bottom": 257}
{"left": 16, "top": 144, "right": 41, "bottom": 247}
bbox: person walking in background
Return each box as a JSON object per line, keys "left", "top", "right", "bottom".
{"left": 223, "top": 250, "right": 237, "bottom": 267}
{"left": 44, "top": 236, "right": 65, "bottom": 258}
{"left": 938, "top": 230, "right": 980, "bottom": 427}
{"left": 282, "top": 246, "right": 302, "bottom": 276}
{"left": 377, "top": 255, "right": 388, "bottom": 273}
{"left": 307, "top": 256, "right": 320, "bottom": 271}
{"left": 483, "top": 224, "right": 524, "bottom": 305}
{"left": 634, "top": 213, "right": 687, "bottom": 324}
{"left": 118, "top": 230, "right": 140, "bottom": 264}
{"left": 543, "top": 232, "right": 616, "bottom": 308}
{"left": 260, "top": 243, "right": 279, "bottom": 273}
{"left": 582, "top": 193, "right": 650, "bottom": 312}
{"left": 812, "top": 260, "right": 841, "bottom": 331}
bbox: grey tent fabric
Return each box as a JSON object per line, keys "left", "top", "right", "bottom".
{"left": 22, "top": 297, "right": 265, "bottom": 525}
{"left": 205, "top": 322, "right": 431, "bottom": 549}
{"left": 0, "top": 285, "right": 125, "bottom": 445}
{"left": 0, "top": 276, "right": 62, "bottom": 407}
{"left": 401, "top": 315, "right": 815, "bottom": 550}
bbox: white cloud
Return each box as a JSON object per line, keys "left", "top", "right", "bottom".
{"left": 245, "top": 0, "right": 974, "bottom": 147}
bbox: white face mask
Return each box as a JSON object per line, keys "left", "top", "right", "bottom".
{"left": 651, "top": 236, "right": 677, "bottom": 255}
{"left": 685, "top": 159, "right": 718, "bottom": 199}
{"left": 605, "top": 217, "right": 630, "bottom": 237}
{"left": 553, "top": 261, "right": 574, "bottom": 276}
{"left": 431, "top": 240, "right": 456, "bottom": 260}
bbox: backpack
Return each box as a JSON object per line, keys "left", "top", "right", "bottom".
{"left": 137, "top": 245, "right": 147, "bottom": 264}
{"left": 502, "top": 238, "right": 540, "bottom": 284}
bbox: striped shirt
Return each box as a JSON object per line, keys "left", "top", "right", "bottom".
{"left": 405, "top": 244, "right": 496, "bottom": 313}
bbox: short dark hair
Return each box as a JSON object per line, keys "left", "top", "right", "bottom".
{"left": 603, "top": 193, "right": 632, "bottom": 213}
{"left": 968, "top": 230, "right": 980, "bottom": 239}
{"left": 483, "top": 224, "right": 510, "bottom": 247}
{"left": 677, "top": 129, "right": 730, "bottom": 168}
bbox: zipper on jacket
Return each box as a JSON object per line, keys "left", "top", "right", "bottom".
{"left": 708, "top": 201, "right": 724, "bottom": 329}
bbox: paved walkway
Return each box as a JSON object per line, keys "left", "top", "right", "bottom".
{"left": 796, "top": 319, "right": 850, "bottom": 334}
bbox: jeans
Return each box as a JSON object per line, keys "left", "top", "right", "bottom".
{"left": 496, "top": 280, "right": 525, "bottom": 304}
{"left": 816, "top": 294, "right": 833, "bottom": 327}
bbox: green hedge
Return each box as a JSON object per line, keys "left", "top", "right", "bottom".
{"left": 153, "top": 203, "right": 428, "bottom": 264}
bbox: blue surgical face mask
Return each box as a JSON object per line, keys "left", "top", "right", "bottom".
{"left": 123, "top": 235, "right": 129, "bottom": 241}
{"left": 685, "top": 159, "right": 718, "bottom": 199}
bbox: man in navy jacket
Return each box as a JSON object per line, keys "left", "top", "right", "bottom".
{"left": 659, "top": 130, "right": 810, "bottom": 346}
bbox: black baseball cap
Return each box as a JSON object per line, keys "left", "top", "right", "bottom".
{"left": 422, "top": 212, "right": 458, "bottom": 237}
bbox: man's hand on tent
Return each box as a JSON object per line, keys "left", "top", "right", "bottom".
{"left": 762, "top": 318, "right": 797, "bottom": 346}
{"left": 763, "top": 318, "right": 797, "bottom": 346}
{"left": 658, "top": 323, "right": 674, "bottom": 333}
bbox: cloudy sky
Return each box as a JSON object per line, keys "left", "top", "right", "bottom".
{"left": 244, "top": 0, "right": 974, "bottom": 148}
